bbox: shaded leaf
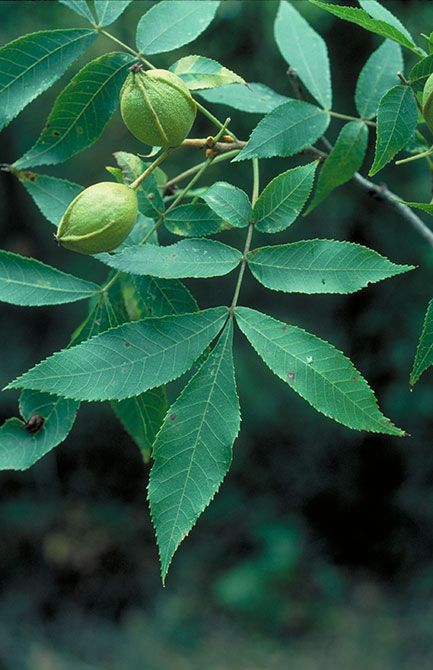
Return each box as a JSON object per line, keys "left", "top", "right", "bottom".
{"left": 6, "top": 307, "right": 229, "bottom": 401}
{"left": 0, "top": 29, "right": 96, "bottom": 131}
{"left": 410, "top": 54, "right": 433, "bottom": 92}
{"left": 112, "top": 389, "right": 167, "bottom": 462}
{"left": 170, "top": 55, "right": 245, "bottom": 90}
{"left": 14, "top": 52, "right": 133, "bottom": 169}
{"left": 149, "top": 319, "right": 240, "bottom": 582}
{"left": 401, "top": 201, "right": 433, "bottom": 216}
{"left": 247, "top": 240, "right": 414, "bottom": 294}
{"left": 355, "top": 40, "right": 403, "bottom": 119}
{"left": 411, "top": 299, "right": 433, "bottom": 385}
{"left": 18, "top": 172, "right": 83, "bottom": 226}
{"left": 274, "top": 0, "right": 332, "bottom": 108}
{"left": 306, "top": 121, "right": 368, "bottom": 213}
{"left": 94, "top": 0, "right": 132, "bottom": 26}
{"left": 202, "top": 182, "right": 251, "bottom": 229}
{"left": 0, "top": 250, "right": 99, "bottom": 306}
{"left": 123, "top": 275, "right": 198, "bottom": 321}
{"left": 0, "top": 391, "right": 79, "bottom": 471}
{"left": 236, "top": 307, "right": 404, "bottom": 435}
{"left": 369, "top": 85, "right": 418, "bottom": 176}
{"left": 114, "top": 151, "right": 164, "bottom": 219}
{"left": 165, "top": 203, "right": 228, "bottom": 237}
{"left": 100, "top": 239, "right": 242, "bottom": 279}
{"left": 253, "top": 162, "right": 317, "bottom": 233}
{"left": 234, "top": 100, "right": 329, "bottom": 161}
{"left": 59, "top": 0, "right": 95, "bottom": 22}
{"left": 136, "top": 1, "right": 220, "bottom": 55}
{"left": 199, "top": 82, "right": 290, "bottom": 114}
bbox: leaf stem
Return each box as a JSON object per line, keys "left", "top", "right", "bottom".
{"left": 229, "top": 159, "right": 259, "bottom": 315}
{"left": 395, "top": 146, "right": 433, "bottom": 166}
{"left": 130, "top": 148, "right": 172, "bottom": 190}
{"left": 329, "top": 110, "right": 376, "bottom": 127}
{"left": 163, "top": 149, "right": 240, "bottom": 190}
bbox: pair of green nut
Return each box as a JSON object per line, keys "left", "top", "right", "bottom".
{"left": 56, "top": 67, "right": 196, "bottom": 255}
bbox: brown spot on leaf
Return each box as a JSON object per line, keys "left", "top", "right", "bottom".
{"left": 52, "top": 130, "right": 61, "bottom": 137}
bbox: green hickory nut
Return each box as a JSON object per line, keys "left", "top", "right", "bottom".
{"left": 56, "top": 182, "right": 138, "bottom": 255}
{"left": 422, "top": 72, "right": 433, "bottom": 135}
{"left": 120, "top": 64, "right": 197, "bottom": 147}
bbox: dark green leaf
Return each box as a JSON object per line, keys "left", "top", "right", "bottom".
{"left": 114, "top": 151, "right": 164, "bottom": 219}
{"left": 14, "top": 52, "right": 133, "bottom": 169}
{"left": 410, "top": 54, "right": 433, "bottom": 92}
{"left": 411, "top": 299, "right": 433, "bottom": 385}
{"left": 112, "top": 389, "right": 167, "bottom": 462}
{"left": 0, "top": 29, "right": 96, "bottom": 131}
{"left": 123, "top": 275, "right": 198, "bottom": 320}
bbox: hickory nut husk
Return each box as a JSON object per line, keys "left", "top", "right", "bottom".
{"left": 120, "top": 66, "right": 196, "bottom": 147}
{"left": 56, "top": 182, "right": 138, "bottom": 255}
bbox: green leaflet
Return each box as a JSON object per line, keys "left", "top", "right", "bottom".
{"left": 369, "top": 85, "right": 418, "bottom": 176}
{"left": 309, "top": 0, "right": 423, "bottom": 56}
{"left": 94, "top": 0, "right": 132, "bottom": 27}
{"left": 274, "top": 0, "right": 332, "bottom": 109}
{"left": 202, "top": 182, "right": 251, "bottom": 229}
{"left": 99, "top": 239, "right": 242, "bottom": 279}
{"left": 6, "top": 307, "right": 229, "bottom": 401}
{"left": 112, "top": 390, "right": 167, "bottom": 463}
{"left": 136, "top": 1, "right": 220, "bottom": 55}
{"left": 253, "top": 162, "right": 317, "bottom": 233}
{"left": 247, "top": 240, "right": 414, "bottom": 294}
{"left": 113, "top": 151, "right": 164, "bottom": 219}
{"left": 235, "top": 307, "right": 404, "bottom": 436}
{"left": 0, "top": 250, "right": 99, "bottom": 307}
{"left": 305, "top": 122, "right": 368, "bottom": 213}
{"left": 411, "top": 299, "right": 433, "bottom": 385}
{"left": 0, "top": 391, "right": 79, "bottom": 471}
{"left": 14, "top": 52, "right": 134, "bottom": 169}
{"left": 357, "top": 0, "right": 413, "bottom": 41}
{"left": 355, "top": 41, "right": 403, "bottom": 120}
{"left": 410, "top": 54, "right": 433, "bottom": 92}
{"left": 170, "top": 55, "right": 245, "bottom": 90}
{"left": 19, "top": 172, "right": 83, "bottom": 226}
{"left": 0, "top": 29, "right": 96, "bottom": 131}
{"left": 164, "top": 203, "right": 227, "bottom": 237}
{"left": 149, "top": 319, "right": 240, "bottom": 583}
{"left": 234, "top": 100, "right": 330, "bottom": 161}
{"left": 123, "top": 275, "right": 198, "bottom": 320}
{"left": 199, "top": 82, "right": 290, "bottom": 114}
{"left": 58, "top": 0, "right": 95, "bottom": 22}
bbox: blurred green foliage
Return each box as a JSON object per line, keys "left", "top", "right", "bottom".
{"left": 2, "top": 0, "right": 433, "bottom": 666}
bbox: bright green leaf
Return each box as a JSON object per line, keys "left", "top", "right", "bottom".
{"left": 136, "top": 1, "right": 220, "bottom": 55}
{"left": 0, "top": 391, "right": 79, "bottom": 471}
{"left": 6, "top": 307, "right": 229, "bottom": 401}
{"left": 358, "top": 0, "right": 413, "bottom": 41}
{"left": 0, "top": 250, "right": 99, "bottom": 306}
{"left": 306, "top": 122, "right": 368, "bottom": 213}
{"left": 164, "top": 203, "right": 228, "bottom": 237}
{"left": 234, "top": 100, "right": 329, "bottom": 161}
{"left": 274, "top": 0, "right": 332, "bottom": 109}
{"left": 309, "top": 0, "right": 423, "bottom": 55}
{"left": 247, "top": 239, "right": 414, "bottom": 294}
{"left": 202, "top": 182, "right": 251, "bottom": 229}
{"left": 253, "top": 162, "right": 317, "bottom": 233}
{"left": 14, "top": 52, "right": 133, "bottom": 169}
{"left": 199, "top": 82, "right": 290, "bottom": 114}
{"left": 94, "top": 0, "right": 132, "bottom": 26}
{"left": 100, "top": 239, "right": 242, "bottom": 279}
{"left": 18, "top": 172, "right": 83, "bottom": 226}
{"left": 355, "top": 40, "right": 403, "bottom": 119}
{"left": 411, "top": 299, "right": 433, "bottom": 385}
{"left": 235, "top": 307, "right": 404, "bottom": 435}
{"left": 401, "top": 201, "right": 433, "bottom": 216}
{"left": 0, "top": 29, "right": 96, "bottom": 131}
{"left": 149, "top": 319, "right": 240, "bottom": 582}
{"left": 170, "top": 55, "right": 245, "bottom": 90}
{"left": 369, "top": 85, "right": 418, "bottom": 176}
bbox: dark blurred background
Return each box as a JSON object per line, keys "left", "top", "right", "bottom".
{"left": 2, "top": 1, "right": 433, "bottom": 668}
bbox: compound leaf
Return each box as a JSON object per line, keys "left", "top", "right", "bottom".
{"left": 355, "top": 40, "right": 403, "bottom": 120}
{"left": 0, "top": 250, "right": 99, "bottom": 306}
{"left": 369, "top": 85, "right": 418, "bottom": 176}
{"left": 100, "top": 239, "right": 242, "bottom": 279}
{"left": 247, "top": 240, "right": 414, "bottom": 294}
{"left": 0, "top": 29, "right": 96, "bottom": 131}
{"left": 253, "top": 162, "right": 317, "bottom": 233}
{"left": 6, "top": 307, "right": 228, "bottom": 401}
{"left": 234, "top": 100, "right": 329, "bottom": 161}
{"left": 306, "top": 121, "right": 368, "bottom": 213}
{"left": 149, "top": 319, "right": 240, "bottom": 582}
{"left": 274, "top": 0, "right": 332, "bottom": 108}
{"left": 136, "top": 1, "right": 220, "bottom": 55}
{"left": 236, "top": 307, "right": 404, "bottom": 435}
{"left": 14, "top": 52, "right": 133, "bottom": 169}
